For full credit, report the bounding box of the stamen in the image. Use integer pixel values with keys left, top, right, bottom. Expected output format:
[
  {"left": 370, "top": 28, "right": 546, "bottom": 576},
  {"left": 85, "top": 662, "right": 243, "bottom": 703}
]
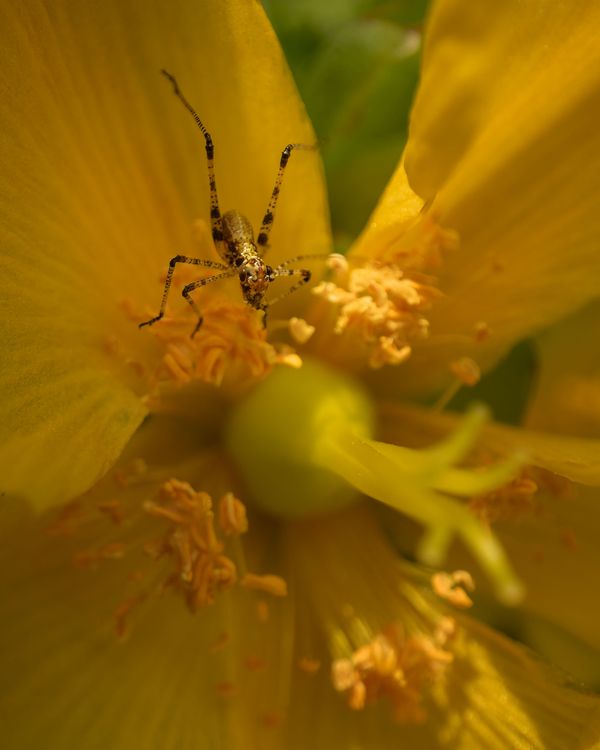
[
  {"left": 218, "top": 492, "right": 248, "bottom": 536},
  {"left": 149, "top": 300, "right": 278, "bottom": 390},
  {"left": 450, "top": 357, "right": 481, "bottom": 387},
  {"left": 142, "top": 479, "right": 239, "bottom": 609},
  {"left": 241, "top": 573, "right": 288, "bottom": 597},
  {"left": 123, "top": 276, "right": 306, "bottom": 398},
  {"left": 433, "top": 357, "right": 481, "bottom": 412},
  {"left": 58, "top": 460, "right": 290, "bottom": 636},
  {"left": 289, "top": 317, "right": 316, "bottom": 344},
  {"left": 315, "top": 213, "right": 459, "bottom": 370},
  {"left": 312, "top": 262, "right": 438, "bottom": 369},
  {"left": 432, "top": 570, "right": 475, "bottom": 608},
  {"left": 331, "top": 625, "right": 454, "bottom": 723}
]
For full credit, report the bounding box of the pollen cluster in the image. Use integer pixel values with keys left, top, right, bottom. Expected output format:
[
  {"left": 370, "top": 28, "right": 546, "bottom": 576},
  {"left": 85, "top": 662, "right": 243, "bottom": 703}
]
[
  {"left": 331, "top": 619, "right": 455, "bottom": 723},
  {"left": 313, "top": 256, "right": 438, "bottom": 369},
  {"left": 147, "top": 298, "right": 280, "bottom": 388},
  {"left": 143, "top": 479, "right": 240, "bottom": 610},
  {"left": 53, "top": 465, "right": 287, "bottom": 639},
  {"left": 139, "top": 479, "right": 287, "bottom": 620}
]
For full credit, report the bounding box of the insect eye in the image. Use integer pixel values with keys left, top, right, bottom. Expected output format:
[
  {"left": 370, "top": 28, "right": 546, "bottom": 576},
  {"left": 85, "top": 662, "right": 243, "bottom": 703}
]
[
  {"left": 235, "top": 257, "right": 244, "bottom": 267},
  {"left": 239, "top": 271, "right": 247, "bottom": 282}
]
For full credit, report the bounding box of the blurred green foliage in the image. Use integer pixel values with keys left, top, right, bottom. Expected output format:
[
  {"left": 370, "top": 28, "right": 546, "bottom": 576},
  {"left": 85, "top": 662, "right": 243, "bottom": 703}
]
[{"left": 263, "top": 0, "right": 430, "bottom": 244}]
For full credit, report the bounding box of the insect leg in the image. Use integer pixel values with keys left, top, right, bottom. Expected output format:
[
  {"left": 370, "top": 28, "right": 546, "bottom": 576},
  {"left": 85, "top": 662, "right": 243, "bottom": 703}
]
[
  {"left": 271, "top": 252, "right": 331, "bottom": 267},
  {"left": 182, "top": 268, "right": 238, "bottom": 338},
  {"left": 161, "top": 69, "right": 224, "bottom": 246},
  {"left": 256, "top": 143, "right": 317, "bottom": 251},
  {"left": 139, "top": 256, "right": 228, "bottom": 329},
  {"left": 259, "top": 266, "right": 313, "bottom": 327}
]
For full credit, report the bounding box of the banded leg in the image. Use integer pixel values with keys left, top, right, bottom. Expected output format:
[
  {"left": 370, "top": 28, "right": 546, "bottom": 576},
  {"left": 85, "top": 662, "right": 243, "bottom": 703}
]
[
  {"left": 161, "top": 69, "right": 224, "bottom": 245},
  {"left": 256, "top": 143, "right": 317, "bottom": 250},
  {"left": 272, "top": 252, "right": 330, "bottom": 266},
  {"left": 260, "top": 266, "right": 313, "bottom": 327},
  {"left": 182, "top": 269, "right": 238, "bottom": 338},
  {"left": 139, "top": 255, "right": 228, "bottom": 329}
]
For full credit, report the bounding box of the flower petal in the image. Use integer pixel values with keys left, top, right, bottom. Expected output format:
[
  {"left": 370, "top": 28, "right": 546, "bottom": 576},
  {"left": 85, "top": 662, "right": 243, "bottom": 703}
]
[
  {"left": 0, "top": 412, "right": 297, "bottom": 748},
  {"left": 0, "top": 0, "right": 330, "bottom": 509},
  {"left": 401, "top": 0, "right": 600, "bottom": 385},
  {"left": 496, "top": 484, "right": 600, "bottom": 653},
  {"left": 351, "top": 158, "right": 424, "bottom": 260},
  {"left": 0, "top": 499, "right": 289, "bottom": 749},
  {"left": 285, "top": 505, "right": 600, "bottom": 748},
  {"left": 444, "top": 616, "right": 600, "bottom": 750},
  {"left": 526, "top": 300, "right": 600, "bottom": 438}
]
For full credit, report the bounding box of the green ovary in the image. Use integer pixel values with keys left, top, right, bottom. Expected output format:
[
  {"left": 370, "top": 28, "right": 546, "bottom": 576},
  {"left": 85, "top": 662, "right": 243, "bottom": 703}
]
[{"left": 225, "top": 357, "right": 526, "bottom": 604}]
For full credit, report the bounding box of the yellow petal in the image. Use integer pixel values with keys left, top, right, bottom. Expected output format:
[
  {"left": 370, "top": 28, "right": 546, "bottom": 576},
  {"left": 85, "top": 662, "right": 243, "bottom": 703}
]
[
  {"left": 443, "top": 616, "right": 600, "bottom": 750},
  {"left": 0, "top": 0, "right": 330, "bottom": 510},
  {"left": 496, "top": 484, "right": 600, "bottom": 653},
  {"left": 350, "top": 158, "right": 424, "bottom": 260},
  {"left": 526, "top": 299, "right": 600, "bottom": 438},
  {"left": 285, "top": 505, "right": 600, "bottom": 749},
  {"left": 400, "top": 0, "right": 600, "bottom": 389},
  {"left": 508, "top": 303, "right": 600, "bottom": 652},
  {"left": 0, "top": 499, "right": 289, "bottom": 749}
]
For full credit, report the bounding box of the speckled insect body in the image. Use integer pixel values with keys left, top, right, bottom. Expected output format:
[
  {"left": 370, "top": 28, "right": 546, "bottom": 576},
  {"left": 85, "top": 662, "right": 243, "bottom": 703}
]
[
  {"left": 139, "top": 70, "right": 315, "bottom": 339},
  {"left": 221, "top": 210, "right": 275, "bottom": 310}
]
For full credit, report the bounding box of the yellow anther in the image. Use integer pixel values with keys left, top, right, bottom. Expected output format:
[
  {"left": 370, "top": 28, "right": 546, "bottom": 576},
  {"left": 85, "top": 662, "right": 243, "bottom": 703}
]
[
  {"left": 241, "top": 573, "right": 288, "bottom": 597},
  {"left": 218, "top": 492, "right": 248, "bottom": 536},
  {"left": 432, "top": 570, "right": 476, "bottom": 608},
  {"left": 142, "top": 479, "right": 240, "bottom": 609},
  {"left": 331, "top": 626, "right": 454, "bottom": 723},
  {"left": 276, "top": 349, "right": 303, "bottom": 368},
  {"left": 326, "top": 252, "right": 349, "bottom": 275},
  {"left": 450, "top": 357, "right": 481, "bottom": 386},
  {"left": 289, "top": 317, "right": 315, "bottom": 344},
  {"left": 312, "top": 261, "right": 437, "bottom": 369}
]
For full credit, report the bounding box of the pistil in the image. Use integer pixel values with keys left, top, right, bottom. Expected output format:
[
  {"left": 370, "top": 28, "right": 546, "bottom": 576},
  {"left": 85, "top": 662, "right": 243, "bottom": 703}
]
[{"left": 226, "top": 358, "right": 526, "bottom": 604}]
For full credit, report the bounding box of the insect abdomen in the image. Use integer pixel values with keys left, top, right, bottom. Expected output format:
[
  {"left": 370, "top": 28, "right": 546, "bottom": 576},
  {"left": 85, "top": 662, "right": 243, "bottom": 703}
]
[{"left": 221, "top": 210, "right": 253, "bottom": 244}]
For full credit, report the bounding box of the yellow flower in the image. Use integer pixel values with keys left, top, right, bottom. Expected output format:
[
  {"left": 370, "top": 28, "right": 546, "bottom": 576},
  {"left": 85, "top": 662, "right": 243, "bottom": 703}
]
[{"left": 1, "top": 1, "right": 600, "bottom": 748}]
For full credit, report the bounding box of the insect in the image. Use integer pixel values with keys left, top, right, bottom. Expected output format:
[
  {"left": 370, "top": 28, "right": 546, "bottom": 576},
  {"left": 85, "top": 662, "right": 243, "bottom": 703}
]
[{"left": 139, "top": 69, "right": 320, "bottom": 339}]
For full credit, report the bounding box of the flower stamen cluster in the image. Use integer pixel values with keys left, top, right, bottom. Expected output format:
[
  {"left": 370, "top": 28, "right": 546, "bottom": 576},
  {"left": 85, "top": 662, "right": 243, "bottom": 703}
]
[
  {"left": 331, "top": 620, "right": 455, "bottom": 723},
  {"left": 143, "top": 479, "right": 286, "bottom": 611},
  {"left": 313, "top": 257, "right": 438, "bottom": 369}
]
